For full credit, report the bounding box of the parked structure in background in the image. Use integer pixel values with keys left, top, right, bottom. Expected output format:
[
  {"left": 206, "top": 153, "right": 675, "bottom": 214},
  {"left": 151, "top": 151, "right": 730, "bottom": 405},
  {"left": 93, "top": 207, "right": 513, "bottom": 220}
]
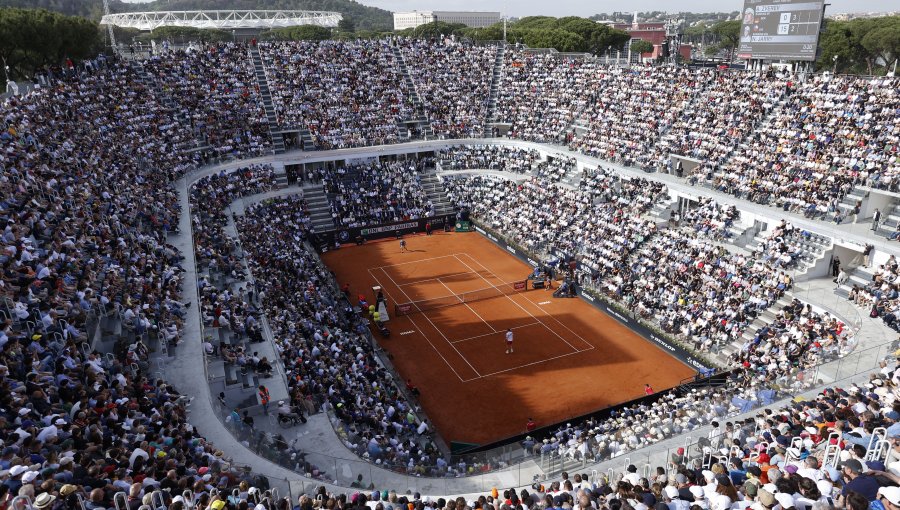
[{"left": 393, "top": 11, "right": 502, "bottom": 30}]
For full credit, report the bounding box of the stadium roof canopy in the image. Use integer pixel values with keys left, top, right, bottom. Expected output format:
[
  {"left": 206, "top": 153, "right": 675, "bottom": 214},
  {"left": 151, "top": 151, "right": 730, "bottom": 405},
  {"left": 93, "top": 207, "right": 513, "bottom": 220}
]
[{"left": 100, "top": 10, "right": 343, "bottom": 31}]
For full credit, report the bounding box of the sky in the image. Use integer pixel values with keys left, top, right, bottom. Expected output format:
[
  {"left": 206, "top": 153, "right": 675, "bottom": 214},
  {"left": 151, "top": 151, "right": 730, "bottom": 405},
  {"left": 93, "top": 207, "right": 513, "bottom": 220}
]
[
  {"left": 117, "top": 0, "right": 895, "bottom": 14},
  {"left": 355, "top": 0, "right": 893, "bottom": 15}
]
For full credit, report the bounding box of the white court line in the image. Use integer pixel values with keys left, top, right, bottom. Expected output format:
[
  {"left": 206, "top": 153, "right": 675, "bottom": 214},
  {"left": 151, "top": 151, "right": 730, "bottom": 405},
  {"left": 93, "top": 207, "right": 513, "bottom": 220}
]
[
  {"left": 372, "top": 254, "right": 460, "bottom": 270},
  {"left": 461, "top": 252, "right": 596, "bottom": 352},
  {"left": 398, "top": 271, "right": 475, "bottom": 287},
  {"left": 462, "top": 349, "right": 590, "bottom": 381},
  {"left": 453, "top": 254, "right": 582, "bottom": 354},
  {"left": 450, "top": 322, "right": 541, "bottom": 345},
  {"left": 366, "top": 268, "right": 466, "bottom": 383},
  {"left": 435, "top": 277, "right": 497, "bottom": 333},
  {"left": 378, "top": 266, "right": 482, "bottom": 378}
]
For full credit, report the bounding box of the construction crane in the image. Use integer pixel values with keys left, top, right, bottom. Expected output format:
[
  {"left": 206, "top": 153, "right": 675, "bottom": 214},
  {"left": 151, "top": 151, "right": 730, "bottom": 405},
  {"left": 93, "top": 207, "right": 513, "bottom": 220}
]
[{"left": 102, "top": 0, "right": 117, "bottom": 51}]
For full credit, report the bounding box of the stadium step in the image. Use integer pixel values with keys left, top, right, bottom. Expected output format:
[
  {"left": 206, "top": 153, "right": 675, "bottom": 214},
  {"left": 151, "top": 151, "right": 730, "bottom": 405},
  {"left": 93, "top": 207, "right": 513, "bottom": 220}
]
[
  {"left": 392, "top": 46, "right": 430, "bottom": 139},
  {"left": 247, "top": 45, "right": 284, "bottom": 155},
  {"left": 485, "top": 44, "right": 506, "bottom": 125}
]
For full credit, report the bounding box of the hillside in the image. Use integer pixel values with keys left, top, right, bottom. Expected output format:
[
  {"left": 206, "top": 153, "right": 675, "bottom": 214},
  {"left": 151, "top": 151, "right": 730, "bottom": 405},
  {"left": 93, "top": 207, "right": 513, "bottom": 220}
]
[{"left": 0, "top": 0, "right": 394, "bottom": 31}]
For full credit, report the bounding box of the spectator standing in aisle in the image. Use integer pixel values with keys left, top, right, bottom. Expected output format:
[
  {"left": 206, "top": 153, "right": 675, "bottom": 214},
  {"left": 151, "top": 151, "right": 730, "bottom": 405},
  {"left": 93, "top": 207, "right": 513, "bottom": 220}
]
[
  {"left": 258, "top": 385, "right": 271, "bottom": 414},
  {"left": 873, "top": 208, "right": 882, "bottom": 231}
]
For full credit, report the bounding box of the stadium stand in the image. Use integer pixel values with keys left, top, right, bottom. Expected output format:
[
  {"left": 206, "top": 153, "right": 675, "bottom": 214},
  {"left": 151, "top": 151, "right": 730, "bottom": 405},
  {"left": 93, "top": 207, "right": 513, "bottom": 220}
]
[
  {"left": 259, "top": 40, "right": 415, "bottom": 149},
  {"left": 5, "top": 35, "right": 900, "bottom": 509},
  {"left": 319, "top": 160, "right": 435, "bottom": 228}
]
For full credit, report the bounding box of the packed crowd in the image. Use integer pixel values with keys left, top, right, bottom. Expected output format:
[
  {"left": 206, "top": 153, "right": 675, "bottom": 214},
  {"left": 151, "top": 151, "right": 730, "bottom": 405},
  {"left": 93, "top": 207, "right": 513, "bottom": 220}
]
[
  {"left": 445, "top": 175, "right": 658, "bottom": 277},
  {"left": 703, "top": 75, "right": 900, "bottom": 211},
  {"left": 497, "top": 51, "right": 592, "bottom": 144},
  {"left": 235, "top": 197, "right": 445, "bottom": 475},
  {"left": 603, "top": 228, "right": 793, "bottom": 351},
  {"left": 571, "top": 66, "right": 710, "bottom": 166},
  {"left": 438, "top": 145, "right": 541, "bottom": 173},
  {"left": 647, "top": 71, "right": 788, "bottom": 174},
  {"left": 398, "top": 38, "right": 497, "bottom": 139},
  {"left": 190, "top": 165, "right": 278, "bottom": 376},
  {"left": 142, "top": 43, "right": 272, "bottom": 159},
  {"left": 535, "top": 156, "right": 578, "bottom": 183},
  {"left": 0, "top": 55, "right": 267, "bottom": 510},
  {"left": 527, "top": 362, "right": 900, "bottom": 510},
  {"left": 319, "top": 159, "right": 434, "bottom": 229},
  {"left": 4, "top": 38, "right": 892, "bottom": 500},
  {"left": 578, "top": 168, "right": 668, "bottom": 215},
  {"left": 679, "top": 198, "right": 740, "bottom": 240},
  {"left": 260, "top": 40, "right": 414, "bottom": 150}
]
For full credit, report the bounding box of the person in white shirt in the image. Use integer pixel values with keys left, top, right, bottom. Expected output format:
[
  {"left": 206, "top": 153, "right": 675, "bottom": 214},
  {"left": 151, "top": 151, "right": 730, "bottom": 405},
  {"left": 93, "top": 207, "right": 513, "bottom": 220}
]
[{"left": 624, "top": 464, "right": 641, "bottom": 485}]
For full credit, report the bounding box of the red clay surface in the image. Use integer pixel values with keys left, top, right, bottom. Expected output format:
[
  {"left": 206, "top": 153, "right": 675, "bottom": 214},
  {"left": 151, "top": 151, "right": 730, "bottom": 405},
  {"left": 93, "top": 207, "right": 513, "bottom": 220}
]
[{"left": 321, "top": 232, "right": 695, "bottom": 445}]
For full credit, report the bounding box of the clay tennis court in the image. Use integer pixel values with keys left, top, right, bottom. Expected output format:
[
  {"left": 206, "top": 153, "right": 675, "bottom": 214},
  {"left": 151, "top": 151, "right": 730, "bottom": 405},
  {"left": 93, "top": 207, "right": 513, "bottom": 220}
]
[{"left": 321, "top": 231, "right": 695, "bottom": 445}]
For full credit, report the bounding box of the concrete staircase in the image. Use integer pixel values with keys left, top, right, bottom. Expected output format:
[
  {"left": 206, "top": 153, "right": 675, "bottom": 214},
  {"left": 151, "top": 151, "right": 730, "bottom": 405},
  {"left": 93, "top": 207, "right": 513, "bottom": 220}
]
[
  {"left": 484, "top": 44, "right": 507, "bottom": 135},
  {"left": 248, "top": 45, "right": 285, "bottom": 155},
  {"left": 421, "top": 173, "right": 455, "bottom": 217},
  {"left": 299, "top": 128, "right": 316, "bottom": 151},
  {"left": 303, "top": 186, "right": 335, "bottom": 232},
  {"left": 875, "top": 200, "right": 900, "bottom": 238},
  {"left": 719, "top": 293, "right": 795, "bottom": 361},
  {"left": 838, "top": 186, "right": 867, "bottom": 218},
  {"left": 746, "top": 229, "right": 832, "bottom": 280},
  {"left": 392, "top": 46, "right": 432, "bottom": 140},
  {"left": 835, "top": 265, "right": 875, "bottom": 299},
  {"left": 647, "top": 196, "right": 677, "bottom": 224}
]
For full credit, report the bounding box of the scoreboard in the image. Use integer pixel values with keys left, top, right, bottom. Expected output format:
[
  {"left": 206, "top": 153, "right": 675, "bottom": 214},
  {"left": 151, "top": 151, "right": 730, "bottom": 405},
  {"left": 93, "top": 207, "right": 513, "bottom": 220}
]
[{"left": 736, "top": 0, "right": 825, "bottom": 61}]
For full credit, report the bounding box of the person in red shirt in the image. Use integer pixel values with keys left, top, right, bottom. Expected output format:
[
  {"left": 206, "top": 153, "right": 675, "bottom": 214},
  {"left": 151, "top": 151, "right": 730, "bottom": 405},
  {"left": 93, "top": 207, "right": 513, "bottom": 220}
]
[
  {"left": 644, "top": 384, "right": 654, "bottom": 395},
  {"left": 526, "top": 418, "right": 537, "bottom": 432}
]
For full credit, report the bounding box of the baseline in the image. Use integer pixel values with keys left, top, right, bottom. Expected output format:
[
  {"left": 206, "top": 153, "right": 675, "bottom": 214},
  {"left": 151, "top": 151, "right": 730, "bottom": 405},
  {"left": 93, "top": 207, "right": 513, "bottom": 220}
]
[
  {"left": 366, "top": 267, "right": 468, "bottom": 382},
  {"left": 377, "top": 266, "right": 483, "bottom": 379},
  {"left": 453, "top": 253, "right": 586, "bottom": 354},
  {"left": 460, "top": 252, "right": 595, "bottom": 352}
]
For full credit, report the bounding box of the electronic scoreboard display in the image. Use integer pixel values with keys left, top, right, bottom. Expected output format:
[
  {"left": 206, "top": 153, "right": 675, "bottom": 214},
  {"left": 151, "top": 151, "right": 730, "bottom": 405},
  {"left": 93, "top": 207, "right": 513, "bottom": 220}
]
[{"left": 736, "top": 0, "right": 825, "bottom": 61}]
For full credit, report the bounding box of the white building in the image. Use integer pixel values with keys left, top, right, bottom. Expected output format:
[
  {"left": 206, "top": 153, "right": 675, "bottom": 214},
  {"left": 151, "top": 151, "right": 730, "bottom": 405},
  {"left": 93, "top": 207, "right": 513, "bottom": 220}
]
[{"left": 393, "top": 11, "right": 502, "bottom": 30}]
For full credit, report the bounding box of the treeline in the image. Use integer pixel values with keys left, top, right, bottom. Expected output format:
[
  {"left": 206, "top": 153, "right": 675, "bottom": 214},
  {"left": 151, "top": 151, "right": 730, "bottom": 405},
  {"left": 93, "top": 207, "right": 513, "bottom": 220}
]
[
  {"left": 0, "top": 7, "right": 100, "bottom": 84},
  {"left": 398, "top": 16, "right": 632, "bottom": 54},
  {"left": 818, "top": 16, "right": 899, "bottom": 75}
]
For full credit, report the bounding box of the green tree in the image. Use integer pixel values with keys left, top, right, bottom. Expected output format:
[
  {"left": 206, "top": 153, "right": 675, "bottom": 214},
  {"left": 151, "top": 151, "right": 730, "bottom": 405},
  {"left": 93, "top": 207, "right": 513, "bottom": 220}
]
[
  {"left": 263, "top": 25, "right": 331, "bottom": 41},
  {"left": 0, "top": 7, "right": 101, "bottom": 84},
  {"left": 509, "top": 28, "right": 582, "bottom": 52},
  {"left": 817, "top": 16, "right": 900, "bottom": 75},
  {"left": 398, "top": 21, "right": 466, "bottom": 38},
  {"left": 134, "top": 26, "right": 231, "bottom": 44},
  {"left": 710, "top": 19, "right": 740, "bottom": 60},
  {"left": 861, "top": 18, "right": 900, "bottom": 73},
  {"left": 630, "top": 39, "right": 654, "bottom": 55},
  {"left": 337, "top": 16, "right": 355, "bottom": 32}
]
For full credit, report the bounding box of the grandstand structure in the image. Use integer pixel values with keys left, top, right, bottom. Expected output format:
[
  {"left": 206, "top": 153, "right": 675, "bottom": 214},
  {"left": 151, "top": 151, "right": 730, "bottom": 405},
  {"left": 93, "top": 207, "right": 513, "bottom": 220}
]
[
  {"left": 100, "top": 10, "right": 342, "bottom": 31},
  {"left": 3, "top": 36, "right": 900, "bottom": 509}
]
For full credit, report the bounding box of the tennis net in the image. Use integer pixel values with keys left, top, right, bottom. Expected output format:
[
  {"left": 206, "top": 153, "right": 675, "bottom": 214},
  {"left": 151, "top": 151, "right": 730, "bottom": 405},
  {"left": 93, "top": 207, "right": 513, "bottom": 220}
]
[{"left": 394, "top": 280, "right": 529, "bottom": 316}]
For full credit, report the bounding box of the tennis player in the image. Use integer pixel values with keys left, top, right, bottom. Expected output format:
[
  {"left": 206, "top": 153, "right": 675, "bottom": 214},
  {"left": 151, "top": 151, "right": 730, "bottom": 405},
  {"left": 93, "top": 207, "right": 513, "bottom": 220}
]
[
  {"left": 400, "top": 238, "right": 408, "bottom": 252},
  {"left": 505, "top": 328, "right": 514, "bottom": 354}
]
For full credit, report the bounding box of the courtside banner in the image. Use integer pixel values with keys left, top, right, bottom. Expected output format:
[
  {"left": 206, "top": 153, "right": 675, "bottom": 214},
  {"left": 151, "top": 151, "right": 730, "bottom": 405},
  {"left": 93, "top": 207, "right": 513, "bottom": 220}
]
[
  {"left": 582, "top": 290, "right": 711, "bottom": 373},
  {"left": 313, "top": 214, "right": 455, "bottom": 252}
]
